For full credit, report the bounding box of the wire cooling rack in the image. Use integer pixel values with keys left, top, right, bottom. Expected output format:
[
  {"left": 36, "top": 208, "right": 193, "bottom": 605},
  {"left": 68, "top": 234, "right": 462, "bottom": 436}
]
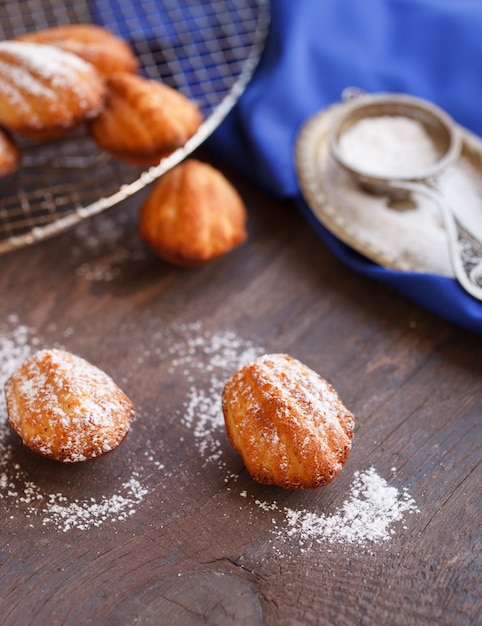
[{"left": 0, "top": 0, "right": 270, "bottom": 253}]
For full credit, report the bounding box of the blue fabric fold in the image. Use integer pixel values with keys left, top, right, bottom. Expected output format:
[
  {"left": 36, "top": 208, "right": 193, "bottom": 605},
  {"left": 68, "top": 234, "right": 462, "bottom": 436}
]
[
  {"left": 93, "top": 0, "right": 482, "bottom": 335},
  {"left": 206, "top": 0, "right": 482, "bottom": 336},
  {"left": 297, "top": 196, "right": 482, "bottom": 335}
]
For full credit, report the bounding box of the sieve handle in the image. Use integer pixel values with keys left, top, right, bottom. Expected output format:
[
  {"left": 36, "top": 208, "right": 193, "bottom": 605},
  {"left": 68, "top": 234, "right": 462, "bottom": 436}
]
[{"left": 385, "top": 180, "right": 482, "bottom": 301}]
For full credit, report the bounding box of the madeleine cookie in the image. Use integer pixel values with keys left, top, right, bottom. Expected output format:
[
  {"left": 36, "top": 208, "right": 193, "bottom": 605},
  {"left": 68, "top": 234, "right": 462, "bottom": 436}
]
[
  {"left": 5, "top": 348, "right": 135, "bottom": 463},
  {"left": 0, "top": 41, "right": 106, "bottom": 139},
  {"left": 222, "top": 354, "right": 355, "bottom": 489},
  {"left": 0, "top": 128, "right": 20, "bottom": 177},
  {"left": 16, "top": 24, "right": 139, "bottom": 76},
  {"left": 139, "top": 159, "right": 248, "bottom": 266},
  {"left": 88, "top": 72, "right": 203, "bottom": 165}
]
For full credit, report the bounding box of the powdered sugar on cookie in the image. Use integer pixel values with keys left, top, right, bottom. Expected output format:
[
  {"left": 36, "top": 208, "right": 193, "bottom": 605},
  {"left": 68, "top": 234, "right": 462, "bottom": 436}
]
[
  {"left": 0, "top": 319, "right": 148, "bottom": 531},
  {"left": 0, "top": 41, "right": 99, "bottom": 102},
  {"left": 5, "top": 348, "right": 135, "bottom": 463},
  {"left": 222, "top": 354, "right": 354, "bottom": 489}
]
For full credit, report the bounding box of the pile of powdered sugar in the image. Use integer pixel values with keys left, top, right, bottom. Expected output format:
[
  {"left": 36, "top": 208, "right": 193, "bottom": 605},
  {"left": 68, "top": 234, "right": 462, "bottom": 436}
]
[
  {"left": 339, "top": 115, "right": 440, "bottom": 178},
  {"left": 236, "top": 466, "right": 418, "bottom": 551},
  {"left": 282, "top": 466, "right": 418, "bottom": 547}
]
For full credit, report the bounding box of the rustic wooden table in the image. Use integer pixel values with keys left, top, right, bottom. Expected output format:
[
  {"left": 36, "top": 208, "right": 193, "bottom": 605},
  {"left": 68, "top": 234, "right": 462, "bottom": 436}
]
[{"left": 0, "top": 151, "right": 480, "bottom": 625}]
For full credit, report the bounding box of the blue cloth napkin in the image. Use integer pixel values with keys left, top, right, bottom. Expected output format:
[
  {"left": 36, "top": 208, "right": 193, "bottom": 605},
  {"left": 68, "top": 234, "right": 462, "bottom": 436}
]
[
  {"left": 93, "top": 0, "right": 482, "bottom": 335},
  {"left": 207, "top": 0, "right": 482, "bottom": 336}
]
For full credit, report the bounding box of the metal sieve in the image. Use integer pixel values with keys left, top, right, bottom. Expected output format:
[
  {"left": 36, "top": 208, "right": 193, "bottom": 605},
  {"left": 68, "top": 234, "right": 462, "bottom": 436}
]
[{"left": 328, "top": 91, "right": 482, "bottom": 301}]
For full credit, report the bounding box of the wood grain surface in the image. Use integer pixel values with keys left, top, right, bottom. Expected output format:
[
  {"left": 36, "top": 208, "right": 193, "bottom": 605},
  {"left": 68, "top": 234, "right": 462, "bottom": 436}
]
[{"left": 0, "top": 150, "right": 480, "bottom": 626}]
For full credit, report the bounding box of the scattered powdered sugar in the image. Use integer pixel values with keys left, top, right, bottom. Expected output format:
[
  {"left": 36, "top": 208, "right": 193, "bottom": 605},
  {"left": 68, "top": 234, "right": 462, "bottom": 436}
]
[
  {"left": 0, "top": 317, "right": 35, "bottom": 379},
  {"left": 0, "top": 317, "right": 418, "bottom": 545},
  {"left": 72, "top": 210, "right": 146, "bottom": 282},
  {"left": 173, "top": 325, "right": 264, "bottom": 463},
  {"left": 40, "top": 476, "right": 148, "bottom": 532},
  {"left": 172, "top": 326, "right": 418, "bottom": 549},
  {"left": 0, "top": 317, "right": 149, "bottom": 532},
  {"left": 6, "top": 471, "right": 147, "bottom": 533}
]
